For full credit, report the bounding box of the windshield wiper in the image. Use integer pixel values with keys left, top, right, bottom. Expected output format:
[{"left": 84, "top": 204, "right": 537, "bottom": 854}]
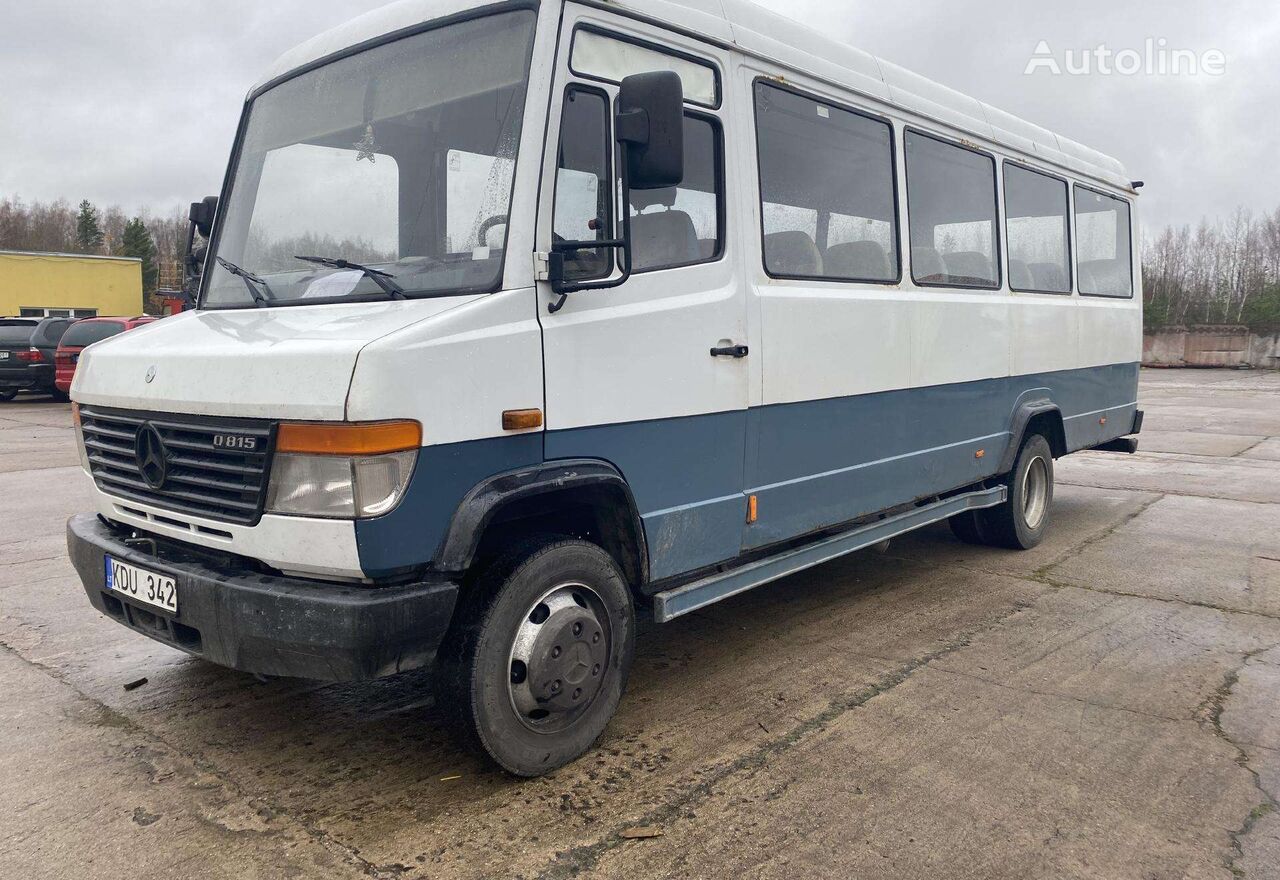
[
  {"left": 216, "top": 257, "right": 276, "bottom": 307},
  {"left": 294, "top": 255, "right": 406, "bottom": 300}
]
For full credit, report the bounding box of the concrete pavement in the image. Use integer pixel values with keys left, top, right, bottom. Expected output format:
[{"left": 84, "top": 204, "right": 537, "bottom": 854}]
[{"left": 1, "top": 369, "right": 1278, "bottom": 879}]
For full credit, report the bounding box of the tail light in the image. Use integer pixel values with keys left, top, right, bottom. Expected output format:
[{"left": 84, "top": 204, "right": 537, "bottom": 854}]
[{"left": 16, "top": 348, "right": 44, "bottom": 363}]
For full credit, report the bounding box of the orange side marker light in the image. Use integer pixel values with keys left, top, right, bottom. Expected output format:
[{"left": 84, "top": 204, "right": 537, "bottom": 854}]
[
  {"left": 747, "top": 494, "right": 758, "bottom": 524},
  {"left": 502, "top": 409, "right": 544, "bottom": 431}
]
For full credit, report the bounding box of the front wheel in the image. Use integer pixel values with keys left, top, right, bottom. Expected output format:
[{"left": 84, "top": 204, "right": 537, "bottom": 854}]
[{"left": 439, "top": 539, "right": 635, "bottom": 777}]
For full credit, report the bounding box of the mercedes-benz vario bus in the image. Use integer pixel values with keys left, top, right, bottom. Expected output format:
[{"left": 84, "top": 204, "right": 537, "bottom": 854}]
[{"left": 66, "top": 0, "right": 1143, "bottom": 776}]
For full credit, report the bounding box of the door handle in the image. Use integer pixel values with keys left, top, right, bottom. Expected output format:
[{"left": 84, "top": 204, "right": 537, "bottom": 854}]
[{"left": 710, "top": 344, "right": 749, "bottom": 358}]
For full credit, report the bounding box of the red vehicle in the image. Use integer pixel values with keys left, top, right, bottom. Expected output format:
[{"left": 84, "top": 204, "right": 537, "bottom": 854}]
[{"left": 55, "top": 316, "right": 158, "bottom": 395}]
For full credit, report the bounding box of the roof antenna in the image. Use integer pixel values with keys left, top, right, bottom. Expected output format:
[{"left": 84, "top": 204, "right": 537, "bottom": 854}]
[{"left": 1130, "top": 180, "right": 1145, "bottom": 190}]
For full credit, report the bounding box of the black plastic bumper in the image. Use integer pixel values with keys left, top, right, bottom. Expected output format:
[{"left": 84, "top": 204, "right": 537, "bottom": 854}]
[
  {"left": 66, "top": 513, "right": 459, "bottom": 681},
  {"left": 0, "top": 364, "right": 54, "bottom": 391}
]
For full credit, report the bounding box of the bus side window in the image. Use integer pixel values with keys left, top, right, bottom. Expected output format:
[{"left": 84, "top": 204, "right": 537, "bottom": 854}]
[
  {"left": 553, "top": 86, "right": 614, "bottom": 282},
  {"left": 1074, "top": 186, "right": 1133, "bottom": 298},
  {"left": 905, "top": 130, "right": 1000, "bottom": 289}
]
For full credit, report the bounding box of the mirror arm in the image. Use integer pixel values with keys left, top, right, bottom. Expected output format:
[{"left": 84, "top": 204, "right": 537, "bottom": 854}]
[{"left": 547, "top": 148, "right": 635, "bottom": 312}]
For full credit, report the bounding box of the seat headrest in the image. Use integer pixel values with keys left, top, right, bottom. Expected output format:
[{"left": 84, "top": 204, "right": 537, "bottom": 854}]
[
  {"left": 630, "top": 186, "right": 678, "bottom": 212},
  {"left": 764, "top": 231, "right": 823, "bottom": 276}
]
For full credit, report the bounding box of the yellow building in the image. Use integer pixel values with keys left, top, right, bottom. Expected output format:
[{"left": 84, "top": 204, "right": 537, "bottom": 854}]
[{"left": 0, "top": 250, "right": 144, "bottom": 318}]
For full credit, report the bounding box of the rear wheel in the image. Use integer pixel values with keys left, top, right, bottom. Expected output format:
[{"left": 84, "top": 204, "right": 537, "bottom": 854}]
[
  {"left": 438, "top": 538, "right": 635, "bottom": 777},
  {"left": 0, "top": 390, "right": 17, "bottom": 402},
  {"left": 949, "top": 433, "right": 1054, "bottom": 550},
  {"left": 983, "top": 433, "right": 1054, "bottom": 550}
]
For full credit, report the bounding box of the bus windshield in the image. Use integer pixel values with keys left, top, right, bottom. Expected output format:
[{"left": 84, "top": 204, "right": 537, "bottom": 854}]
[{"left": 203, "top": 10, "right": 537, "bottom": 309}]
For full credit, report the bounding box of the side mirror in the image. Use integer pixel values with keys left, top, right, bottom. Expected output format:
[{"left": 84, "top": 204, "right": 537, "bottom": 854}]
[
  {"left": 189, "top": 196, "right": 219, "bottom": 239},
  {"left": 616, "top": 71, "right": 684, "bottom": 189},
  {"left": 546, "top": 71, "right": 685, "bottom": 311}
]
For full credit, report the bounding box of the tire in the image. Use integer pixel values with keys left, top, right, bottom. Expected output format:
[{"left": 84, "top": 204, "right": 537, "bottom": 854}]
[
  {"left": 0, "top": 390, "right": 17, "bottom": 402},
  {"left": 49, "top": 390, "right": 70, "bottom": 403},
  {"left": 437, "top": 538, "right": 635, "bottom": 777},
  {"left": 982, "top": 433, "right": 1055, "bottom": 550}
]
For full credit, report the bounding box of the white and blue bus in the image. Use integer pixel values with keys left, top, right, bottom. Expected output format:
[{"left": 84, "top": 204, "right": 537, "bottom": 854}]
[{"left": 66, "top": 0, "right": 1142, "bottom": 775}]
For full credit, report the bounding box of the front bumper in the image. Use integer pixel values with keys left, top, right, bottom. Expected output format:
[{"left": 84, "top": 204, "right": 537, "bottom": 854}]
[{"left": 67, "top": 513, "right": 459, "bottom": 681}]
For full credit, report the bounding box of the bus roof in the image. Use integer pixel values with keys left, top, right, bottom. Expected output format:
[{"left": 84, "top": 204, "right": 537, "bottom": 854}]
[{"left": 254, "top": 0, "right": 1133, "bottom": 192}]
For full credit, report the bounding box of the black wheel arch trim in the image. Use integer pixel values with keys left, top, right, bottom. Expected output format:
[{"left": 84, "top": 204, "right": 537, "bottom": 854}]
[
  {"left": 999, "top": 394, "right": 1064, "bottom": 474},
  {"left": 434, "top": 458, "right": 650, "bottom": 583}
]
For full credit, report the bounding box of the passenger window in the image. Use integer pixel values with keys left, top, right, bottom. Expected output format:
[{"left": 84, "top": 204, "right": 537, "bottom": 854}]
[
  {"left": 754, "top": 83, "right": 898, "bottom": 282},
  {"left": 553, "top": 87, "right": 614, "bottom": 282},
  {"left": 1004, "top": 164, "right": 1071, "bottom": 293},
  {"left": 628, "top": 114, "right": 723, "bottom": 272},
  {"left": 1074, "top": 186, "right": 1133, "bottom": 297},
  {"left": 905, "top": 130, "right": 1000, "bottom": 289}
]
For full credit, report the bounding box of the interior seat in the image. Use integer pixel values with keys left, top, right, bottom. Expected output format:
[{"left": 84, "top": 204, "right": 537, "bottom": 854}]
[
  {"left": 911, "top": 246, "right": 947, "bottom": 283},
  {"left": 630, "top": 188, "right": 700, "bottom": 271},
  {"left": 764, "top": 231, "right": 823, "bottom": 276},
  {"left": 825, "top": 241, "right": 892, "bottom": 281},
  {"left": 1008, "top": 258, "right": 1035, "bottom": 290},
  {"left": 1028, "top": 262, "right": 1069, "bottom": 292},
  {"left": 943, "top": 251, "right": 994, "bottom": 284}
]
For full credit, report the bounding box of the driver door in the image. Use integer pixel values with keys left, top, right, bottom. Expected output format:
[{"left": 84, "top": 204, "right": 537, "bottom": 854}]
[{"left": 536, "top": 6, "right": 751, "bottom": 582}]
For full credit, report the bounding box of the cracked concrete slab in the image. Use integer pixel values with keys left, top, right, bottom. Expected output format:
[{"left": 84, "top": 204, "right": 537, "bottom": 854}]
[
  {"left": 1138, "top": 430, "right": 1266, "bottom": 457},
  {"left": 1046, "top": 494, "right": 1280, "bottom": 618},
  {"left": 2, "top": 369, "right": 1278, "bottom": 879},
  {"left": 0, "top": 647, "right": 371, "bottom": 880}
]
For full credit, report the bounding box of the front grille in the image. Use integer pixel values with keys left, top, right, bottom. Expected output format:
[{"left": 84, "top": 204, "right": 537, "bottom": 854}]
[{"left": 81, "top": 406, "right": 274, "bottom": 526}]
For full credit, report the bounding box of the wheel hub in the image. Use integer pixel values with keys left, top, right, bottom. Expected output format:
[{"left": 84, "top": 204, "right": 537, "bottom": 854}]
[{"left": 508, "top": 584, "right": 610, "bottom": 730}]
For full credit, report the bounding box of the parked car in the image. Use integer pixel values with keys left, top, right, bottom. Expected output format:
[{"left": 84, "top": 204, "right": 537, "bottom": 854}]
[
  {"left": 55, "top": 316, "right": 157, "bottom": 395},
  {"left": 0, "top": 316, "right": 76, "bottom": 401}
]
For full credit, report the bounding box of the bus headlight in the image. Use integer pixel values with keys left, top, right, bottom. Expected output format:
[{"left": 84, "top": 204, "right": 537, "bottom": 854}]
[{"left": 265, "top": 421, "right": 420, "bottom": 519}]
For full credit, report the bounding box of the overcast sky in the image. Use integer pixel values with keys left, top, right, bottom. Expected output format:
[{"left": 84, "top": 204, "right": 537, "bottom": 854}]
[{"left": 1, "top": 0, "right": 1276, "bottom": 233}]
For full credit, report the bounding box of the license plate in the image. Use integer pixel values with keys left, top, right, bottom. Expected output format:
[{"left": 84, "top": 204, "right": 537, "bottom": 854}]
[{"left": 105, "top": 556, "right": 178, "bottom": 614}]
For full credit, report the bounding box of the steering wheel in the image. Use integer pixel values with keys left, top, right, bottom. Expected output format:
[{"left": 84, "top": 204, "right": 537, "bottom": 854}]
[{"left": 476, "top": 215, "right": 508, "bottom": 247}]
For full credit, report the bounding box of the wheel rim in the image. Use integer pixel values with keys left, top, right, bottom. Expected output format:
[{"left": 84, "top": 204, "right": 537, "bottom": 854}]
[
  {"left": 506, "top": 582, "right": 611, "bottom": 734},
  {"left": 1021, "top": 455, "right": 1049, "bottom": 530}
]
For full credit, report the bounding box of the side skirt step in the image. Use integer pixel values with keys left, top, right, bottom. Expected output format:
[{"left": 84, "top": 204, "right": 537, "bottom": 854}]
[{"left": 652, "top": 485, "right": 1008, "bottom": 623}]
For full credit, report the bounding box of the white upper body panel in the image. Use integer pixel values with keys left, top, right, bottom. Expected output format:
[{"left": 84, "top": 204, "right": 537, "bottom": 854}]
[{"left": 252, "top": 0, "right": 1132, "bottom": 192}]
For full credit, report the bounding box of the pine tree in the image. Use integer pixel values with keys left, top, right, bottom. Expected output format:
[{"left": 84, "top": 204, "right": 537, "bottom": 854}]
[
  {"left": 75, "top": 199, "right": 104, "bottom": 253},
  {"left": 121, "top": 217, "right": 158, "bottom": 295}
]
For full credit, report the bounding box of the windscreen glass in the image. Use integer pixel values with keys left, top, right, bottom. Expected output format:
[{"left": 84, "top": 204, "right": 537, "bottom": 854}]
[
  {"left": 204, "top": 11, "right": 537, "bottom": 308},
  {"left": 61, "top": 321, "right": 125, "bottom": 347}
]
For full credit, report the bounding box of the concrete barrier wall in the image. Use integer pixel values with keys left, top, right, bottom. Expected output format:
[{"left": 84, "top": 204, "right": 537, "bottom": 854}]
[{"left": 1144, "top": 326, "right": 1280, "bottom": 368}]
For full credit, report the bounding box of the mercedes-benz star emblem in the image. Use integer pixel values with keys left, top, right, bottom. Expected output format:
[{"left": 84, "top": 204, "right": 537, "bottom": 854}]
[
  {"left": 135, "top": 423, "right": 168, "bottom": 489},
  {"left": 145, "top": 365, "right": 156, "bottom": 384}
]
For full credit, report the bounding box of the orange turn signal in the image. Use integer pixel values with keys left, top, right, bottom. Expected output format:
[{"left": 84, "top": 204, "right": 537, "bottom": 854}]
[
  {"left": 276, "top": 420, "right": 421, "bottom": 456},
  {"left": 747, "top": 494, "right": 759, "bottom": 524},
  {"left": 502, "top": 409, "right": 544, "bottom": 431}
]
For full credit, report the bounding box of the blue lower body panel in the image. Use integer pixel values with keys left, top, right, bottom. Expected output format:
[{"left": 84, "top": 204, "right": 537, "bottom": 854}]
[{"left": 359, "top": 362, "right": 1139, "bottom": 582}]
